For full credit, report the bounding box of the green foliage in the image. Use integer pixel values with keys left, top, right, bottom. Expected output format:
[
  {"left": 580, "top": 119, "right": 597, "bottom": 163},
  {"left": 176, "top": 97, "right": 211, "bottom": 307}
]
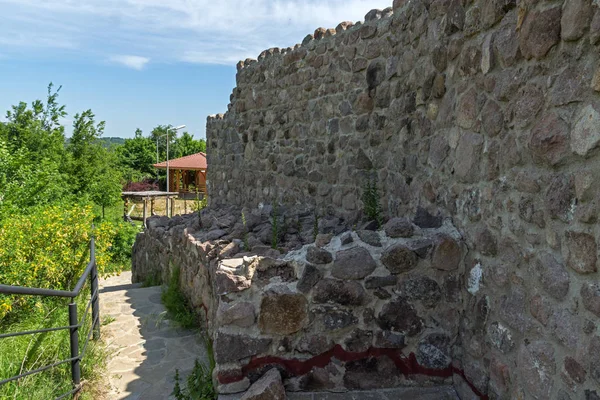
[
  {"left": 362, "top": 171, "right": 383, "bottom": 227},
  {"left": 172, "top": 358, "right": 216, "bottom": 400},
  {"left": 161, "top": 266, "right": 198, "bottom": 329},
  {"left": 0, "top": 204, "right": 120, "bottom": 320},
  {"left": 142, "top": 271, "right": 162, "bottom": 288},
  {"left": 67, "top": 109, "right": 109, "bottom": 195},
  {"left": 116, "top": 128, "right": 158, "bottom": 181},
  {"left": 106, "top": 221, "right": 140, "bottom": 264},
  {"left": 241, "top": 210, "right": 250, "bottom": 251}
]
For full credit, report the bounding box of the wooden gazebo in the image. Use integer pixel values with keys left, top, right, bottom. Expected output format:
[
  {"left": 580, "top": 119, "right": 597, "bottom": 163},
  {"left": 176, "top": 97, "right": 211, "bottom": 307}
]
[{"left": 153, "top": 152, "right": 207, "bottom": 195}]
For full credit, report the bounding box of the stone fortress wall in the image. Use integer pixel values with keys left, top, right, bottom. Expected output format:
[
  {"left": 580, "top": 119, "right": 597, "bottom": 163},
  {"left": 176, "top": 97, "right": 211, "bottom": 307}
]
[{"left": 135, "top": 0, "right": 600, "bottom": 398}]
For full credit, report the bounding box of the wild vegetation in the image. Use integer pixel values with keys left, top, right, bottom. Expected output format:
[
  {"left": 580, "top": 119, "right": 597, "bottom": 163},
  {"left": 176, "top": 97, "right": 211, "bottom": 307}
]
[{"left": 0, "top": 83, "right": 206, "bottom": 398}]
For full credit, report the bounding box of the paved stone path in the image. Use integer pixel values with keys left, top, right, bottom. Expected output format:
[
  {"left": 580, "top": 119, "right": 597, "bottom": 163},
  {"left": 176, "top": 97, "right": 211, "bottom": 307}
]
[{"left": 99, "top": 271, "right": 208, "bottom": 400}]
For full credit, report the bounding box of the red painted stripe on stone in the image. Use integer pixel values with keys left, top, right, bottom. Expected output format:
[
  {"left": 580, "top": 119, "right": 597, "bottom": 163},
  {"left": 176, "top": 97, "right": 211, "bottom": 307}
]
[{"left": 217, "top": 345, "right": 489, "bottom": 399}]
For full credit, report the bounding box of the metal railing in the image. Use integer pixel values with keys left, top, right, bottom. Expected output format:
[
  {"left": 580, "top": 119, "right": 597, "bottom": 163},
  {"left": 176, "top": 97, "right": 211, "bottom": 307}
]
[{"left": 0, "top": 237, "right": 100, "bottom": 399}]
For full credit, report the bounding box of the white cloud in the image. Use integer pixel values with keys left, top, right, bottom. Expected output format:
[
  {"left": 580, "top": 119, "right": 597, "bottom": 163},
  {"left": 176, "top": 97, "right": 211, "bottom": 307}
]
[
  {"left": 0, "top": 0, "right": 391, "bottom": 65},
  {"left": 109, "top": 54, "right": 150, "bottom": 70}
]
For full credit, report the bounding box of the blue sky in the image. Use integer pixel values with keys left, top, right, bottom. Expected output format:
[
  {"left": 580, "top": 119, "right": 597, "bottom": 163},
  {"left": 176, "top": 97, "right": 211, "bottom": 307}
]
[{"left": 0, "top": 0, "right": 389, "bottom": 139}]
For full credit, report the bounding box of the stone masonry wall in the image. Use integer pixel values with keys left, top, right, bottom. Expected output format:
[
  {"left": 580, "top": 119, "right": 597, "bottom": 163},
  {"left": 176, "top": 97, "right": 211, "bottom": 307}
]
[
  {"left": 132, "top": 209, "right": 470, "bottom": 396},
  {"left": 204, "top": 0, "right": 600, "bottom": 399}
]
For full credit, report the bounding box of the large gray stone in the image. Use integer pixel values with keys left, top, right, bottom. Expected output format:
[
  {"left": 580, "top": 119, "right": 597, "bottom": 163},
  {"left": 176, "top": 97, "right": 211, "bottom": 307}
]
[
  {"left": 259, "top": 292, "right": 308, "bottom": 335},
  {"left": 518, "top": 341, "right": 557, "bottom": 399},
  {"left": 432, "top": 235, "right": 461, "bottom": 271},
  {"left": 240, "top": 368, "right": 286, "bottom": 400},
  {"left": 377, "top": 298, "right": 423, "bottom": 336},
  {"left": 217, "top": 301, "right": 256, "bottom": 327},
  {"left": 398, "top": 276, "right": 442, "bottom": 308},
  {"left": 529, "top": 112, "right": 570, "bottom": 166},
  {"left": 297, "top": 264, "right": 323, "bottom": 293},
  {"left": 565, "top": 231, "right": 597, "bottom": 274},
  {"left": 214, "top": 332, "right": 272, "bottom": 363},
  {"left": 381, "top": 243, "right": 418, "bottom": 274},
  {"left": 519, "top": 7, "right": 562, "bottom": 59},
  {"left": 454, "top": 132, "right": 484, "bottom": 183},
  {"left": 550, "top": 309, "right": 581, "bottom": 349},
  {"left": 571, "top": 105, "right": 600, "bottom": 157},
  {"left": 313, "top": 278, "right": 367, "bottom": 306},
  {"left": 306, "top": 246, "right": 333, "bottom": 264},
  {"left": 331, "top": 247, "right": 377, "bottom": 280},
  {"left": 535, "top": 253, "right": 570, "bottom": 301},
  {"left": 487, "top": 322, "right": 515, "bottom": 354},
  {"left": 545, "top": 175, "right": 575, "bottom": 222},
  {"left": 356, "top": 230, "right": 382, "bottom": 247},
  {"left": 581, "top": 283, "right": 600, "bottom": 317},
  {"left": 561, "top": 0, "right": 592, "bottom": 41}
]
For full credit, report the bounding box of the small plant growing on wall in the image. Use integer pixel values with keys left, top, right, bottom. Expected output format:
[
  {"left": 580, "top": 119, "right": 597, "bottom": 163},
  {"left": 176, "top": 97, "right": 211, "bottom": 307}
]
[
  {"left": 195, "top": 189, "right": 207, "bottom": 227},
  {"left": 362, "top": 170, "right": 383, "bottom": 227},
  {"left": 241, "top": 210, "right": 250, "bottom": 251}
]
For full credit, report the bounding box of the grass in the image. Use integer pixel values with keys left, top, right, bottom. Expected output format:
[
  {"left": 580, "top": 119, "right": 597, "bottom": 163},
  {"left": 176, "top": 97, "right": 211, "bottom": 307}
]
[
  {"left": 172, "top": 354, "right": 216, "bottom": 400},
  {"left": 0, "top": 294, "right": 109, "bottom": 400},
  {"left": 142, "top": 270, "right": 162, "bottom": 288},
  {"left": 161, "top": 266, "right": 198, "bottom": 329}
]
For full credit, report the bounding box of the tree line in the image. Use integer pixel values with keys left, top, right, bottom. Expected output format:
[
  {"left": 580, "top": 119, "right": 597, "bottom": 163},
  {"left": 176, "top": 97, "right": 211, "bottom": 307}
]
[{"left": 0, "top": 83, "right": 206, "bottom": 220}]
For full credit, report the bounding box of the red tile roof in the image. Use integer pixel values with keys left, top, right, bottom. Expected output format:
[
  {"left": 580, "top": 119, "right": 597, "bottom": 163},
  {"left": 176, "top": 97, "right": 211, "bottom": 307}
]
[{"left": 153, "top": 152, "right": 207, "bottom": 170}]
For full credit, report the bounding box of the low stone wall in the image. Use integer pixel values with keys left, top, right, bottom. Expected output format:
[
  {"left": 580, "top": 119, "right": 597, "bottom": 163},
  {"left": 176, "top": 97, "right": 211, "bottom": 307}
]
[{"left": 132, "top": 208, "right": 472, "bottom": 395}]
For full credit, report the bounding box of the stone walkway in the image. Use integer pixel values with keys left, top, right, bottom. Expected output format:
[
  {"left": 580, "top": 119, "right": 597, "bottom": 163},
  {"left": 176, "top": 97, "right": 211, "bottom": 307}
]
[{"left": 99, "top": 271, "right": 208, "bottom": 400}]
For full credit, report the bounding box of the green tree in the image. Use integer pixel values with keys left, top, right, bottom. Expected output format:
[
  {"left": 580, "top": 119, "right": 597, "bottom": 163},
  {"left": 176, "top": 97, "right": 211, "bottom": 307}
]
[
  {"left": 3, "top": 83, "right": 67, "bottom": 165},
  {"left": 173, "top": 131, "right": 206, "bottom": 158},
  {"left": 116, "top": 128, "right": 157, "bottom": 180},
  {"left": 67, "top": 109, "right": 107, "bottom": 195},
  {"left": 90, "top": 168, "right": 122, "bottom": 219}
]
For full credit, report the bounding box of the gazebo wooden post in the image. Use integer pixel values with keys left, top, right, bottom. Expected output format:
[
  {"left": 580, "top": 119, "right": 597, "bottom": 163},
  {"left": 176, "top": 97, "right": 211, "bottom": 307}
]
[{"left": 151, "top": 198, "right": 155, "bottom": 215}]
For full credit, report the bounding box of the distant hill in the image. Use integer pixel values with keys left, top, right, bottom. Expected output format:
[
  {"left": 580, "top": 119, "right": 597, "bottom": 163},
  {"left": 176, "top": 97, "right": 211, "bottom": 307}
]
[
  {"left": 98, "top": 137, "right": 126, "bottom": 148},
  {"left": 64, "top": 137, "right": 125, "bottom": 148}
]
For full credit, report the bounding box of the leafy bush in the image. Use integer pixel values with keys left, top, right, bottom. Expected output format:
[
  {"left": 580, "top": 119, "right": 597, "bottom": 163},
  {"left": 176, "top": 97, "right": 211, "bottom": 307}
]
[
  {"left": 0, "top": 204, "right": 116, "bottom": 320},
  {"left": 105, "top": 221, "right": 140, "bottom": 263},
  {"left": 123, "top": 179, "right": 158, "bottom": 192}
]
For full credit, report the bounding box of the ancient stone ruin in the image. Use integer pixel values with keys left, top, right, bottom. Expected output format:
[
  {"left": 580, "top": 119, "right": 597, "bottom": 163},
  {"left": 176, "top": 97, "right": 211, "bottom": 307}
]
[{"left": 133, "top": 0, "right": 600, "bottom": 398}]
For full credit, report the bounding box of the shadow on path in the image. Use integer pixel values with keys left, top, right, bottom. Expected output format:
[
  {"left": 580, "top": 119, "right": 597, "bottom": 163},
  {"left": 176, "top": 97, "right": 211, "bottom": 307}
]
[{"left": 100, "top": 271, "right": 208, "bottom": 400}]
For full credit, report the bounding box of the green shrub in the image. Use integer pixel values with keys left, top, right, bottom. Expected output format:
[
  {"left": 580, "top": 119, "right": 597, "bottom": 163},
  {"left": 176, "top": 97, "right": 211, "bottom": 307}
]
[
  {"left": 172, "top": 357, "right": 216, "bottom": 400},
  {"left": 362, "top": 171, "right": 383, "bottom": 227},
  {"left": 107, "top": 221, "right": 140, "bottom": 263},
  {"left": 0, "top": 204, "right": 118, "bottom": 321},
  {"left": 161, "top": 266, "right": 197, "bottom": 329}
]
